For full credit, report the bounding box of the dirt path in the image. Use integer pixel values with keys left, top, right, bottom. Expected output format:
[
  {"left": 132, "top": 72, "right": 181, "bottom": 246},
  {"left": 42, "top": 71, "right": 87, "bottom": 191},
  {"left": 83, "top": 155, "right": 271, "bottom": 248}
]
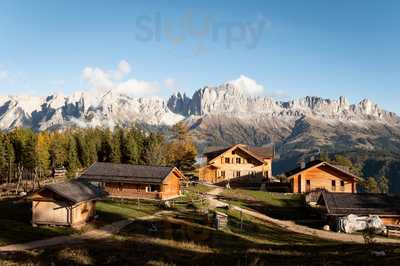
[
  {"left": 205, "top": 186, "right": 228, "bottom": 209},
  {"left": 0, "top": 212, "right": 165, "bottom": 252},
  {"left": 201, "top": 184, "right": 400, "bottom": 244},
  {"left": 231, "top": 203, "right": 400, "bottom": 244}
]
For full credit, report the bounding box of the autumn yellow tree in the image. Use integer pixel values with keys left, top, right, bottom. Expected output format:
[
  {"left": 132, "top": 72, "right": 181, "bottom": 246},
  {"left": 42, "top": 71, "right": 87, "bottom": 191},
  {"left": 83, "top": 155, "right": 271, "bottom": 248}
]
[
  {"left": 36, "top": 132, "right": 51, "bottom": 176},
  {"left": 167, "top": 122, "right": 197, "bottom": 172}
]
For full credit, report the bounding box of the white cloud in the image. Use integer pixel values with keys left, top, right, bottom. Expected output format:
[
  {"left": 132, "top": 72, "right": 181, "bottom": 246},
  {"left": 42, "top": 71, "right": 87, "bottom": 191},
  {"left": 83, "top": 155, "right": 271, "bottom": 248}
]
[
  {"left": 82, "top": 60, "right": 159, "bottom": 97},
  {"left": 228, "top": 75, "right": 264, "bottom": 95},
  {"left": 164, "top": 78, "right": 177, "bottom": 90}
]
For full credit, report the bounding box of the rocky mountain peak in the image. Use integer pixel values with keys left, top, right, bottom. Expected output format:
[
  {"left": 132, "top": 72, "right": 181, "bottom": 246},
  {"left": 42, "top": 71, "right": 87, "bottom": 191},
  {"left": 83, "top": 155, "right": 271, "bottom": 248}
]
[{"left": 0, "top": 81, "right": 398, "bottom": 131}]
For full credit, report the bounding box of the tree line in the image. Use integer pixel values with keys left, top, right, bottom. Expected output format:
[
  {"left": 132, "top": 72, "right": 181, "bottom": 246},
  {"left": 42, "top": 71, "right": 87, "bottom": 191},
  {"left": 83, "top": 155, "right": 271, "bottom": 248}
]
[
  {"left": 320, "top": 153, "right": 389, "bottom": 193},
  {"left": 0, "top": 122, "right": 197, "bottom": 184}
]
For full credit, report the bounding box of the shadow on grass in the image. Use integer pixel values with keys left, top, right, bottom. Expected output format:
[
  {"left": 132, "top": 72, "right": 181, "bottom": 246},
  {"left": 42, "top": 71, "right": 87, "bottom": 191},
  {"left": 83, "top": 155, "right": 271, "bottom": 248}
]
[
  {"left": 0, "top": 199, "right": 74, "bottom": 245},
  {"left": 2, "top": 234, "right": 400, "bottom": 266},
  {"left": 2, "top": 201, "right": 399, "bottom": 265},
  {"left": 219, "top": 193, "right": 323, "bottom": 226}
]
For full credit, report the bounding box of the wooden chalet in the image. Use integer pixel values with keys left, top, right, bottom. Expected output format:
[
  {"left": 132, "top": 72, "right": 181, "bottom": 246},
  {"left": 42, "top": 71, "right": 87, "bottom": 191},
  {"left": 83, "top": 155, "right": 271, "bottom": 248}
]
[
  {"left": 317, "top": 191, "right": 400, "bottom": 226},
  {"left": 79, "top": 162, "right": 185, "bottom": 200},
  {"left": 285, "top": 160, "right": 359, "bottom": 193},
  {"left": 199, "top": 144, "right": 274, "bottom": 184},
  {"left": 32, "top": 180, "right": 103, "bottom": 227}
]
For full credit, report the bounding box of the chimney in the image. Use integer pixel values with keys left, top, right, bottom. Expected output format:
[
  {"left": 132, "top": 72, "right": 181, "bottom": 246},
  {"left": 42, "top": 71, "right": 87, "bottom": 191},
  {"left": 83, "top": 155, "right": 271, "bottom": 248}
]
[
  {"left": 310, "top": 155, "right": 315, "bottom": 162},
  {"left": 299, "top": 160, "right": 306, "bottom": 169}
]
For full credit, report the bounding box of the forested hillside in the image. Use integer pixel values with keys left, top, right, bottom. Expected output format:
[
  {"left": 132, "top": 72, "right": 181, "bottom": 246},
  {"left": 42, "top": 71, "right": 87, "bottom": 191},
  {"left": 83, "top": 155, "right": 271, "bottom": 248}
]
[{"left": 0, "top": 123, "right": 197, "bottom": 185}]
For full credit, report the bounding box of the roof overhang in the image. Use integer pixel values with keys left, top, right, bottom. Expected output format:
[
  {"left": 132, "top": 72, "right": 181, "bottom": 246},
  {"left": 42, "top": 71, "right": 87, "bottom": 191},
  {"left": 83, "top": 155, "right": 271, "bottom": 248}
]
[
  {"left": 287, "top": 162, "right": 360, "bottom": 181},
  {"left": 208, "top": 144, "right": 266, "bottom": 164}
]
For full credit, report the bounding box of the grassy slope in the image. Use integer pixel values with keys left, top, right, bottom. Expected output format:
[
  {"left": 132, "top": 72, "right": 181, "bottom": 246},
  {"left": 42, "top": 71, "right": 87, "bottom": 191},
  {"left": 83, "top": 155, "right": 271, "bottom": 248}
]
[
  {"left": 220, "top": 189, "right": 308, "bottom": 221},
  {"left": 0, "top": 199, "right": 74, "bottom": 245},
  {"left": 2, "top": 188, "right": 400, "bottom": 265},
  {"left": 95, "top": 199, "right": 162, "bottom": 223},
  {"left": 0, "top": 198, "right": 162, "bottom": 245}
]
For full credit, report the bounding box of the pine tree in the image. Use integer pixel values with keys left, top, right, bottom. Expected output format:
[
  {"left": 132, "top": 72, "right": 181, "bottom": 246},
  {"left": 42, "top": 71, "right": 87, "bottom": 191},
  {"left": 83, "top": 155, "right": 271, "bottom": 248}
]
[
  {"left": 143, "top": 133, "right": 165, "bottom": 165},
  {"left": 0, "top": 132, "right": 6, "bottom": 183},
  {"left": 49, "top": 133, "right": 67, "bottom": 168},
  {"left": 110, "top": 128, "right": 121, "bottom": 163},
  {"left": 98, "top": 130, "right": 113, "bottom": 162},
  {"left": 4, "top": 135, "right": 15, "bottom": 183},
  {"left": 75, "top": 132, "right": 91, "bottom": 167},
  {"left": 65, "top": 135, "right": 80, "bottom": 178},
  {"left": 363, "top": 177, "right": 378, "bottom": 193},
  {"left": 378, "top": 176, "right": 389, "bottom": 194},
  {"left": 22, "top": 130, "right": 38, "bottom": 170},
  {"left": 120, "top": 129, "right": 140, "bottom": 164}
]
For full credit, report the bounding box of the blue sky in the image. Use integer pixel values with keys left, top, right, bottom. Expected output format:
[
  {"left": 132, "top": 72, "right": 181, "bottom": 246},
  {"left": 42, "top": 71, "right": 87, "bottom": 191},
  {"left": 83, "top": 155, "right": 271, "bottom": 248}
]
[{"left": 0, "top": 0, "right": 399, "bottom": 113}]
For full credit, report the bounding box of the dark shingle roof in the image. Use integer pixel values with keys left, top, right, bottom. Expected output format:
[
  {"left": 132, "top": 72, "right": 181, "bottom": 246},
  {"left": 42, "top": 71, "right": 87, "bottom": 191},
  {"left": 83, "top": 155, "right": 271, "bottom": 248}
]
[
  {"left": 319, "top": 191, "right": 400, "bottom": 216},
  {"left": 78, "top": 162, "right": 176, "bottom": 184},
  {"left": 203, "top": 147, "right": 231, "bottom": 160},
  {"left": 285, "top": 160, "right": 359, "bottom": 180},
  {"left": 203, "top": 144, "right": 274, "bottom": 161},
  {"left": 44, "top": 180, "right": 104, "bottom": 203},
  {"left": 245, "top": 145, "right": 274, "bottom": 159}
]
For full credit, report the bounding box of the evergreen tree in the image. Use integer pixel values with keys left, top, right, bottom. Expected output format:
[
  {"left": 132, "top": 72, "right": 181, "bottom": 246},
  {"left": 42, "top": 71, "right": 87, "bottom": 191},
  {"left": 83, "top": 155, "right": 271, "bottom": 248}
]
[
  {"left": 143, "top": 133, "right": 165, "bottom": 165},
  {"left": 378, "top": 175, "right": 389, "bottom": 194},
  {"left": 22, "top": 131, "right": 38, "bottom": 170},
  {"left": 0, "top": 133, "right": 6, "bottom": 183},
  {"left": 110, "top": 128, "right": 121, "bottom": 163},
  {"left": 4, "top": 135, "right": 15, "bottom": 183},
  {"left": 363, "top": 177, "right": 378, "bottom": 193},
  {"left": 334, "top": 155, "right": 353, "bottom": 167},
  {"left": 49, "top": 133, "right": 67, "bottom": 168},
  {"left": 65, "top": 135, "right": 80, "bottom": 177},
  {"left": 120, "top": 129, "right": 140, "bottom": 164},
  {"left": 98, "top": 130, "right": 113, "bottom": 162}
]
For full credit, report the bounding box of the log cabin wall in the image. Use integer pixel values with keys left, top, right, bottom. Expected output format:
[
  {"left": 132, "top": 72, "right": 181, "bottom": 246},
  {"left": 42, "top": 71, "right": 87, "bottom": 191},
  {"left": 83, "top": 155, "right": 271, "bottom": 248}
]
[
  {"left": 291, "top": 166, "right": 356, "bottom": 193},
  {"left": 71, "top": 200, "right": 96, "bottom": 226},
  {"left": 32, "top": 199, "right": 96, "bottom": 227},
  {"left": 32, "top": 200, "right": 70, "bottom": 226},
  {"left": 199, "top": 147, "right": 272, "bottom": 184},
  {"left": 103, "top": 171, "right": 181, "bottom": 200}
]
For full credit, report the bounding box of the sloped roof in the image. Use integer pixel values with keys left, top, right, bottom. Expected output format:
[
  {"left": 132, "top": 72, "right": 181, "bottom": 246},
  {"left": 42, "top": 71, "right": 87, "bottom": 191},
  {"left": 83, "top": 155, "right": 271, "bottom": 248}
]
[
  {"left": 285, "top": 160, "right": 360, "bottom": 181},
  {"left": 43, "top": 180, "right": 104, "bottom": 203},
  {"left": 79, "top": 162, "right": 182, "bottom": 184},
  {"left": 318, "top": 191, "right": 400, "bottom": 216},
  {"left": 203, "top": 144, "right": 274, "bottom": 161}
]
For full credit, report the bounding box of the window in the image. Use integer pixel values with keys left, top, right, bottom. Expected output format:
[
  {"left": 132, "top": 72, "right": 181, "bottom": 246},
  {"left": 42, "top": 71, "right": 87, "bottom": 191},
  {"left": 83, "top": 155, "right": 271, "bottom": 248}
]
[
  {"left": 331, "top": 180, "right": 336, "bottom": 192},
  {"left": 221, "top": 171, "right": 225, "bottom": 177},
  {"left": 236, "top": 171, "right": 241, "bottom": 177},
  {"left": 225, "top": 158, "right": 230, "bottom": 164},
  {"left": 149, "top": 185, "right": 160, "bottom": 192},
  {"left": 340, "top": 180, "right": 345, "bottom": 192},
  {"left": 236, "top": 158, "right": 241, "bottom": 164}
]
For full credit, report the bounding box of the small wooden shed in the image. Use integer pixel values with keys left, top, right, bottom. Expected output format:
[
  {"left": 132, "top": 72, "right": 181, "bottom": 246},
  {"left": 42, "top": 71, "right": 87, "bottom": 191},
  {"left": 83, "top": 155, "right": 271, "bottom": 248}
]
[{"left": 32, "top": 180, "right": 104, "bottom": 228}]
